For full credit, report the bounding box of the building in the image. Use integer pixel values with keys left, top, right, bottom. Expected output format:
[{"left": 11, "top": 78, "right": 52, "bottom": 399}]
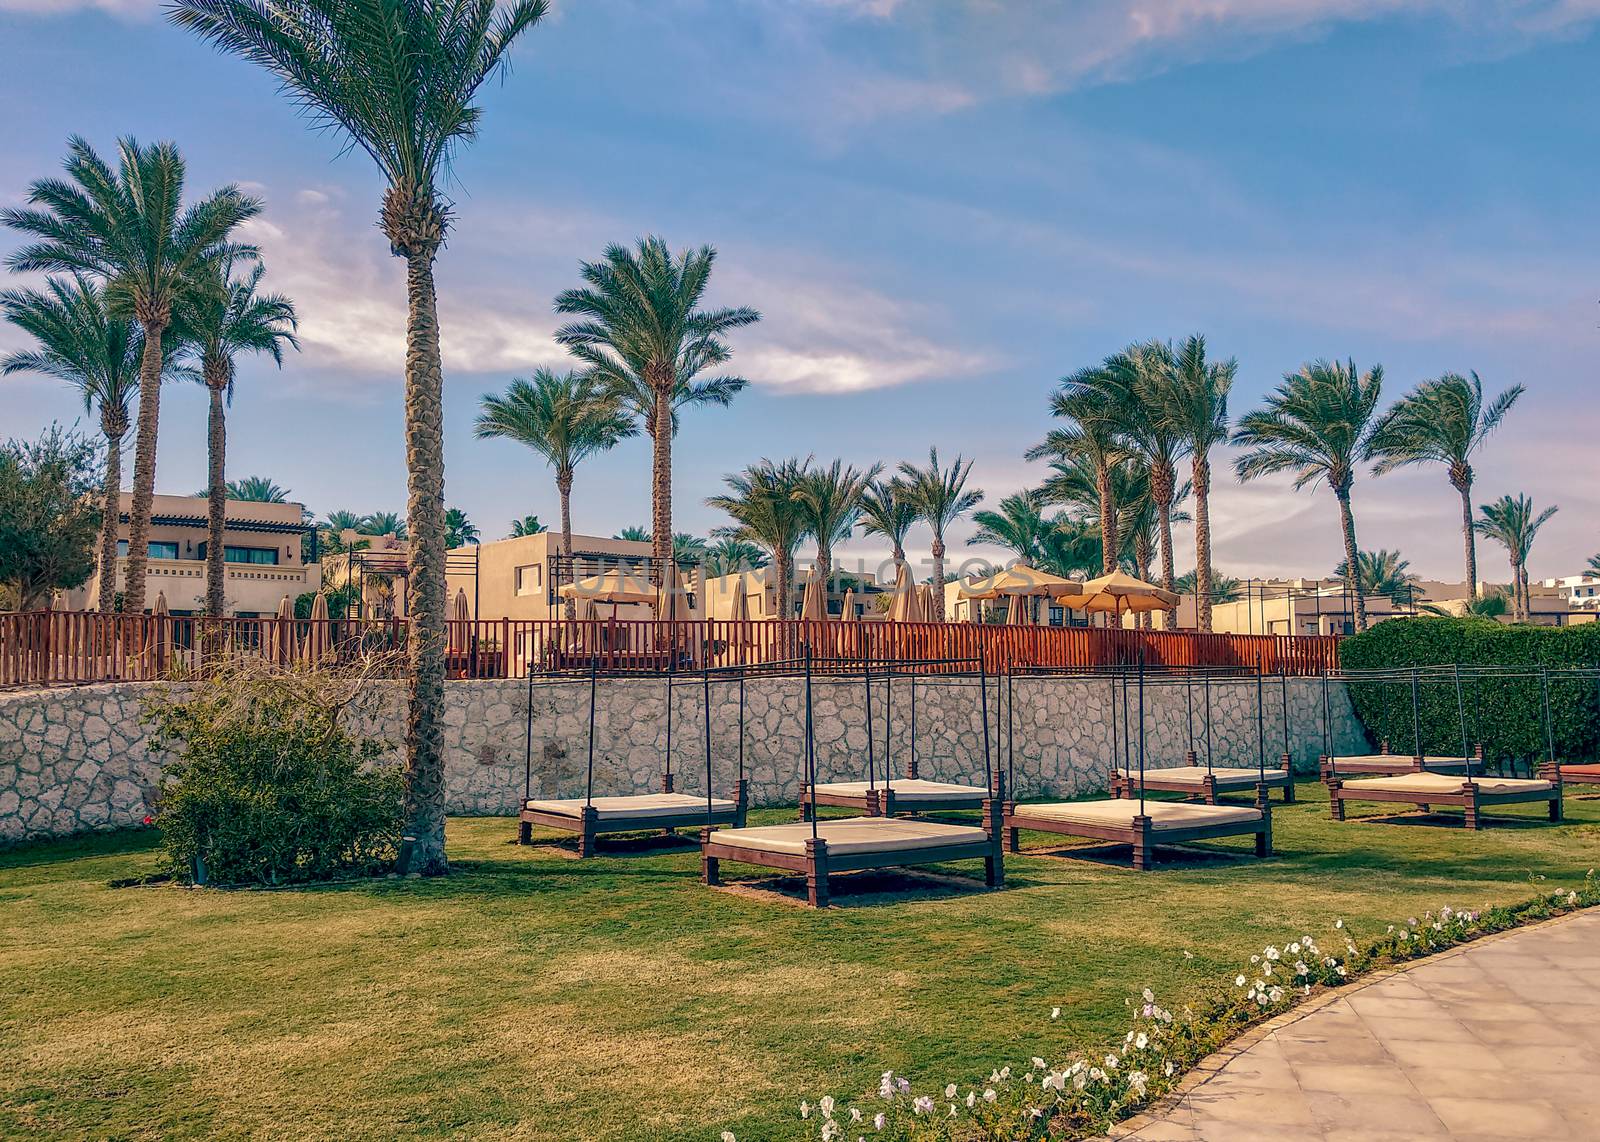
[
  {"left": 445, "top": 531, "right": 661, "bottom": 621},
  {"left": 1540, "top": 573, "right": 1600, "bottom": 611},
  {"left": 1193, "top": 576, "right": 1594, "bottom": 634},
  {"left": 62, "top": 492, "right": 318, "bottom": 616},
  {"left": 319, "top": 530, "right": 413, "bottom": 618},
  {"left": 700, "top": 566, "right": 887, "bottom": 620}
]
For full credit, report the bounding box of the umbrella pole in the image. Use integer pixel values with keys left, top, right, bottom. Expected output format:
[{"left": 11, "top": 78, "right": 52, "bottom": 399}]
[{"left": 702, "top": 642, "right": 713, "bottom": 825}]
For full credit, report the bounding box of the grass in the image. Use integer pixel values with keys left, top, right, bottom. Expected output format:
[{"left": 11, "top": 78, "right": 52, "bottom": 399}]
[{"left": 3, "top": 785, "right": 1599, "bottom": 1141}]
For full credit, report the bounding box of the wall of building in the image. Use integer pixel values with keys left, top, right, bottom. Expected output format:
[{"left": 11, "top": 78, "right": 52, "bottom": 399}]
[{"left": 1, "top": 674, "right": 1369, "bottom": 844}]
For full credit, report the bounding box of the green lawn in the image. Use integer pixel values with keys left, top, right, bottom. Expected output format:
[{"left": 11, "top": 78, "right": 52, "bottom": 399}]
[{"left": 3, "top": 786, "right": 1598, "bottom": 1142}]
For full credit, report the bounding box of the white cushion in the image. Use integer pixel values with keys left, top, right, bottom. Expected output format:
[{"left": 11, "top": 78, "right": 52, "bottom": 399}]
[
  {"left": 706, "top": 817, "right": 988, "bottom": 857},
  {"left": 525, "top": 793, "right": 736, "bottom": 821},
  {"left": 1115, "top": 766, "right": 1287, "bottom": 789},
  {"left": 1343, "top": 774, "right": 1553, "bottom": 796},
  {"left": 1326, "top": 754, "right": 1471, "bottom": 770},
  {"left": 1013, "top": 799, "right": 1262, "bottom": 831},
  {"left": 811, "top": 779, "right": 989, "bottom": 803}
]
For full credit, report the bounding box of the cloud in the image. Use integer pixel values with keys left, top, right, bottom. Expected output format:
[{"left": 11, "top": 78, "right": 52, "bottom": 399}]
[{"left": 0, "top": 0, "right": 158, "bottom": 14}]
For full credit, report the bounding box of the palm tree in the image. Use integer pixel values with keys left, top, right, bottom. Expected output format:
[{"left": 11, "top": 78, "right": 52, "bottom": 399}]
[
  {"left": 968, "top": 489, "right": 1050, "bottom": 564},
  {"left": 1475, "top": 494, "right": 1558, "bottom": 622},
  {"left": 4, "top": 136, "right": 261, "bottom": 615},
  {"left": 509, "top": 515, "right": 546, "bottom": 538},
  {"left": 792, "top": 459, "right": 880, "bottom": 581},
  {"left": 1369, "top": 371, "right": 1523, "bottom": 598},
  {"left": 554, "top": 237, "right": 760, "bottom": 579},
  {"left": 361, "top": 511, "right": 407, "bottom": 538},
  {"left": 1028, "top": 372, "right": 1130, "bottom": 575},
  {"left": 444, "top": 509, "right": 478, "bottom": 548},
  {"left": 614, "top": 526, "right": 651, "bottom": 543},
  {"left": 475, "top": 370, "right": 634, "bottom": 568},
  {"left": 226, "top": 476, "right": 291, "bottom": 502},
  {"left": 1334, "top": 549, "right": 1421, "bottom": 607},
  {"left": 178, "top": 256, "right": 299, "bottom": 616},
  {"left": 856, "top": 478, "right": 917, "bottom": 563},
  {"left": 707, "top": 458, "right": 812, "bottom": 619},
  {"left": 1175, "top": 568, "right": 1244, "bottom": 605},
  {"left": 172, "top": 0, "right": 549, "bottom": 876},
  {"left": 704, "top": 536, "right": 769, "bottom": 575},
  {"left": 896, "top": 448, "right": 982, "bottom": 622},
  {"left": 1588, "top": 554, "right": 1600, "bottom": 578},
  {"left": 1038, "top": 517, "right": 1102, "bottom": 581},
  {"left": 1149, "top": 334, "right": 1236, "bottom": 632},
  {"left": 1234, "top": 359, "right": 1385, "bottom": 630},
  {"left": 1, "top": 275, "right": 143, "bottom": 612}
]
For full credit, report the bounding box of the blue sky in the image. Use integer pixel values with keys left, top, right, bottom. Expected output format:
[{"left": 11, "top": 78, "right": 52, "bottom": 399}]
[{"left": 3, "top": 0, "right": 1597, "bottom": 586}]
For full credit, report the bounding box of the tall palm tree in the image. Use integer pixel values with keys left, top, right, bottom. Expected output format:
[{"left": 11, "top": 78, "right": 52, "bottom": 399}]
[
  {"left": 856, "top": 477, "right": 917, "bottom": 563},
  {"left": 1234, "top": 359, "right": 1385, "bottom": 630},
  {"left": 509, "top": 514, "right": 546, "bottom": 538},
  {"left": 968, "top": 489, "right": 1050, "bottom": 564},
  {"left": 1028, "top": 372, "right": 1130, "bottom": 575},
  {"left": 475, "top": 369, "right": 634, "bottom": 571},
  {"left": 896, "top": 448, "right": 982, "bottom": 622},
  {"left": 704, "top": 536, "right": 768, "bottom": 575},
  {"left": 1175, "top": 568, "right": 1244, "bottom": 605},
  {"left": 1368, "top": 371, "right": 1523, "bottom": 598},
  {"left": 178, "top": 256, "right": 298, "bottom": 616},
  {"left": 360, "top": 511, "right": 407, "bottom": 538},
  {"left": 1, "top": 275, "right": 144, "bottom": 613},
  {"left": 1588, "top": 554, "right": 1600, "bottom": 578},
  {"left": 226, "top": 475, "right": 291, "bottom": 502},
  {"left": 3, "top": 136, "right": 260, "bottom": 614},
  {"left": 554, "top": 237, "right": 759, "bottom": 579},
  {"left": 792, "top": 459, "right": 880, "bottom": 581},
  {"left": 1038, "top": 517, "right": 1102, "bottom": 582},
  {"left": 1334, "top": 549, "right": 1421, "bottom": 607},
  {"left": 614, "top": 526, "right": 651, "bottom": 543},
  {"left": 1474, "top": 494, "right": 1558, "bottom": 622},
  {"left": 444, "top": 508, "right": 478, "bottom": 548},
  {"left": 707, "top": 458, "right": 812, "bottom": 619},
  {"left": 1149, "top": 334, "right": 1236, "bottom": 632},
  {"left": 172, "top": 0, "right": 549, "bottom": 876}
]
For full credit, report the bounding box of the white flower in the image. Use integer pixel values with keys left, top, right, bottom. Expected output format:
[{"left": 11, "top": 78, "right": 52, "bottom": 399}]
[
  {"left": 1235, "top": 975, "right": 1247, "bottom": 987},
  {"left": 820, "top": 1096, "right": 835, "bottom": 1119},
  {"left": 912, "top": 1096, "right": 934, "bottom": 1116},
  {"left": 1336, "top": 965, "right": 1347, "bottom": 978},
  {"left": 1164, "top": 1060, "right": 1175, "bottom": 1077},
  {"left": 721, "top": 1133, "right": 736, "bottom": 1142},
  {"left": 1334, "top": 919, "right": 1344, "bottom": 929},
  {"left": 965, "top": 1092, "right": 975, "bottom": 1108},
  {"left": 1050, "top": 1007, "right": 1061, "bottom": 1020},
  {"left": 1250, "top": 954, "right": 1261, "bottom": 964},
  {"left": 1183, "top": 950, "right": 1194, "bottom": 960},
  {"left": 1031, "top": 1057, "right": 1046, "bottom": 1071},
  {"left": 800, "top": 1102, "right": 811, "bottom": 1120},
  {"left": 820, "top": 1123, "right": 840, "bottom": 1142},
  {"left": 1295, "top": 961, "right": 1309, "bottom": 976},
  {"left": 849, "top": 1108, "right": 861, "bottom": 1123},
  {"left": 1265, "top": 946, "right": 1280, "bottom": 961},
  {"left": 1142, "top": 988, "right": 1156, "bottom": 1003},
  {"left": 1105, "top": 1054, "right": 1119, "bottom": 1070},
  {"left": 1128, "top": 1070, "right": 1149, "bottom": 1095},
  {"left": 873, "top": 1112, "right": 886, "bottom": 1131},
  {"left": 983, "top": 1089, "right": 997, "bottom": 1103},
  {"left": 1135, "top": 1033, "right": 1149, "bottom": 1051},
  {"left": 944, "top": 1083, "right": 957, "bottom": 1099},
  {"left": 1073, "top": 1072, "right": 1088, "bottom": 1090}
]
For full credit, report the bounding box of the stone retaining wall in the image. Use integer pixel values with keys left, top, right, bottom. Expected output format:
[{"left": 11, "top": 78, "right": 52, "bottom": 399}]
[{"left": 1, "top": 674, "right": 1369, "bottom": 843}]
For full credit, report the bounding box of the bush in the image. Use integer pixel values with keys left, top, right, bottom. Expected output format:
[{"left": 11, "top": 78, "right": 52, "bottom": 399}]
[
  {"left": 1338, "top": 618, "right": 1600, "bottom": 765},
  {"left": 144, "top": 657, "right": 404, "bottom": 886}
]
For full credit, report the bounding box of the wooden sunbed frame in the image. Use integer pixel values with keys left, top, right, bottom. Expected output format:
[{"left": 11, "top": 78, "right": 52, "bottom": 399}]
[
  {"left": 1319, "top": 747, "right": 1476, "bottom": 781},
  {"left": 518, "top": 774, "right": 749, "bottom": 857},
  {"left": 1001, "top": 794, "right": 1273, "bottom": 872},
  {"left": 1327, "top": 768, "right": 1563, "bottom": 830},
  {"left": 798, "top": 778, "right": 991, "bottom": 818},
  {"left": 700, "top": 800, "right": 1005, "bottom": 907},
  {"left": 1110, "top": 749, "right": 1296, "bottom": 805},
  {"left": 1551, "top": 763, "right": 1600, "bottom": 788}
]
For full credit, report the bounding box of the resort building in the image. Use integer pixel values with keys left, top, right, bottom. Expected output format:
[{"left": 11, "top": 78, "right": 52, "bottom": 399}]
[
  {"left": 319, "top": 530, "right": 413, "bottom": 619},
  {"left": 701, "top": 566, "right": 887, "bottom": 620},
  {"left": 1540, "top": 573, "right": 1600, "bottom": 611},
  {"left": 60, "top": 491, "right": 318, "bottom": 616},
  {"left": 444, "top": 531, "right": 660, "bottom": 621}
]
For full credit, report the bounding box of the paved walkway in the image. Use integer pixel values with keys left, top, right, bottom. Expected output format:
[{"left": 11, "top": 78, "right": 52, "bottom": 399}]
[{"left": 1113, "top": 910, "right": 1600, "bottom": 1141}]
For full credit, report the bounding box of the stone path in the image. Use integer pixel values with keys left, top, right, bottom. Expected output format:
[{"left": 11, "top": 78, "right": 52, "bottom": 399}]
[{"left": 1112, "top": 909, "right": 1600, "bottom": 1141}]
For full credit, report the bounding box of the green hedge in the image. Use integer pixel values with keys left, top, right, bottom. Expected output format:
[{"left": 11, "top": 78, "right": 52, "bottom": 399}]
[{"left": 1338, "top": 618, "right": 1600, "bottom": 766}]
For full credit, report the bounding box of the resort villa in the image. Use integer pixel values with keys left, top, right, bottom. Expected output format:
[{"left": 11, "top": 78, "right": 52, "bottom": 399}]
[{"left": 59, "top": 492, "right": 318, "bottom": 617}]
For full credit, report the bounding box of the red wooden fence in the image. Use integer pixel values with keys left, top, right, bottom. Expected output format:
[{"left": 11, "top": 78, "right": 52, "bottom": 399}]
[{"left": 0, "top": 611, "right": 1339, "bottom": 689}]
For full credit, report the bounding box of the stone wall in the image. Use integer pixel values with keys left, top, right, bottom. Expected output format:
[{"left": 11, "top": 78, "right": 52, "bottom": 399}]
[{"left": 1, "top": 674, "right": 1369, "bottom": 843}]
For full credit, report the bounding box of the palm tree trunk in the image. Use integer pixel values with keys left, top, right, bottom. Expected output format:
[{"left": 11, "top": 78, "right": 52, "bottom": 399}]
[
  {"left": 649, "top": 378, "right": 673, "bottom": 582},
  {"left": 1454, "top": 475, "right": 1477, "bottom": 599},
  {"left": 818, "top": 539, "right": 832, "bottom": 584},
  {"left": 931, "top": 535, "right": 946, "bottom": 622},
  {"left": 123, "top": 320, "right": 166, "bottom": 614},
  {"left": 204, "top": 372, "right": 228, "bottom": 618},
  {"left": 96, "top": 412, "right": 125, "bottom": 614},
  {"left": 558, "top": 469, "right": 575, "bottom": 620},
  {"left": 1153, "top": 459, "right": 1178, "bottom": 630},
  {"left": 1193, "top": 454, "right": 1213, "bottom": 633},
  {"left": 1336, "top": 489, "right": 1367, "bottom": 631},
  {"left": 1097, "top": 464, "right": 1117, "bottom": 574},
  {"left": 775, "top": 548, "right": 792, "bottom": 619},
  {"left": 401, "top": 249, "right": 449, "bottom": 877}
]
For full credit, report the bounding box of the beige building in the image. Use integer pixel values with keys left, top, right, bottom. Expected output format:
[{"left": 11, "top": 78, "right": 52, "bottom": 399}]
[
  {"left": 445, "top": 531, "right": 660, "bottom": 621},
  {"left": 1193, "top": 576, "right": 1594, "bottom": 634},
  {"left": 319, "top": 530, "right": 412, "bottom": 618},
  {"left": 700, "top": 566, "right": 886, "bottom": 620},
  {"left": 63, "top": 492, "right": 317, "bottom": 616}
]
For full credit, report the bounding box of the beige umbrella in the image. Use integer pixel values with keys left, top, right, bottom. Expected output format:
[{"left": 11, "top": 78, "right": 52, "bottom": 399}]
[
  {"left": 915, "top": 584, "right": 934, "bottom": 622},
  {"left": 840, "top": 588, "right": 857, "bottom": 621},
  {"left": 270, "top": 593, "right": 293, "bottom": 662},
  {"left": 305, "top": 591, "right": 332, "bottom": 663},
  {"left": 656, "top": 562, "right": 693, "bottom": 622},
  {"left": 449, "top": 586, "right": 470, "bottom": 652},
  {"left": 1007, "top": 592, "right": 1034, "bottom": 626},
  {"left": 887, "top": 562, "right": 917, "bottom": 622},
  {"left": 150, "top": 590, "right": 171, "bottom": 675},
  {"left": 1056, "top": 569, "right": 1179, "bottom": 628},
  {"left": 799, "top": 571, "right": 827, "bottom": 622},
  {"left": 959, "top": 563, "right": 1081, "bottom": 601},
  {"left": 558, "top": 567, "right": 659, "bottom": 606}
]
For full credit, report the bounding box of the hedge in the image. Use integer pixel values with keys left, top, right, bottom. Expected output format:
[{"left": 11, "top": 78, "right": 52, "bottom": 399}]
[{"left": 1338, "top": 618, "right": 1600, "bottom": 767}]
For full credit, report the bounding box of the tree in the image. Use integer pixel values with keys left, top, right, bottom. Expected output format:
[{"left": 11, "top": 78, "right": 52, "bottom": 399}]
[
  {"left": 444, "top": 508, "right": 478, "bottom": 548},
  {"left": 226, "top": 475, "right": 292, "bottom": 502},
  {"left": 178, "top": 256, "right": 299, "bottom": 616},
  {"left": 614, "top": 526, "right": 651, "bottom": 543},
  {"left": 1474, "top": 493, "right": 1557, "bottom": 622},
  {"left": 554, "top": 237, "right": 759, "bottom": 579},
  {"left": 475, "top": 369, "right": 633, "bottom": 568},
  {"left": 1149, "top": 334, "right": 1235, "bottom": 632},
  {"left": 172, "top": 0, "right": 549, "bottom": 875},
  {"left": 704, "top": 536, "right": 768, "bottom": 575},
  {"left": 1028, "top": 372, "right": 1130, "bottom": 575},
  {"left": 0, "top": 425, "right": 102, "bottom": 609},
  {"left": 1, "top": 275, "right": 142, "bottom": 612},
  {"left": 671, "top": 533, "right": 708, "bottom": 564},
  {"left": 509, "top": 515, "right": 546, "bottom": 538},
  {"left": 1369, "top": 371, "right": 1522, "bottom": 598},
  {"left": 856, "top": 478, "right": 917, "bottom": 563},
  {"left": 896, "top": 448, "right": 982, "bottom": 621},
  {"left": 1234, "top": 359, "right": 1385, "bottom": 630},
  {"left": 1334, "top": 549, "right": 1421, "bottom": 607},
  {"left": 707, "top": 457, "right": 812, "bottom": 619},
  {"left": 1589, "top": 554, "right": 1600, "bottom": 578},
  {"left": 792, "top": 459, "right": 880, "bottom": 581},
  {"left": 1175, "top": 567, "right": 1243, "bottom": 605},
  {"left": 1037, "top": 517, "right": 1101, "bottom": 581},
  {"left": 4, "top": 136, "right": 261, "bottom": 614},
  {"left": 968, "top": 489, "right": 1050, "bottom": 564},
  {"left": 361, "top": 511, "right": 406, "bottom": 538}
]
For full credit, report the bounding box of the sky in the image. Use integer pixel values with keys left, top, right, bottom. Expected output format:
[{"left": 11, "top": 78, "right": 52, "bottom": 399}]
[{"left": 2, "top": 0, "right": 1597, "bottom": 589}]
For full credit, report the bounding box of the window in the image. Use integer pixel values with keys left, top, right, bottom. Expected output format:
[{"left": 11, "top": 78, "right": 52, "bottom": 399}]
[
  {"left": 196, "top": 543, "right": 279, "bottom": 565},
  {"left": 515, "top": 564, "right": 542, "bottom": 596},
  {"left": 117, "top": 540, "right": 179, "bottom": 560}
]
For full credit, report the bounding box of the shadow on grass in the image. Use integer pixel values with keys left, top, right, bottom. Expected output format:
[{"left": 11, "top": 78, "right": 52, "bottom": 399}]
[
  {"left": 514, "top": 831, "right": 704, "bottom": 859},
  {"left": 715, "top": 866, "right": 997, "bottom": 908},
  {"left": 1343, "top": 811, "right": 1560, "bottom": 831},
  {"left": 1018, "top": 840, "right": 1268, "bottom": 871}
]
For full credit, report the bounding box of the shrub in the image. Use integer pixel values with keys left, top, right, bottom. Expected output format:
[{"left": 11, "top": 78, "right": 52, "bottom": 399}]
[
  {"left": 1338, "top": 618, "right": 1600, "bottom": 765},
  {"left": 144, "top": 657, "right": 404, "bottom": 886}
]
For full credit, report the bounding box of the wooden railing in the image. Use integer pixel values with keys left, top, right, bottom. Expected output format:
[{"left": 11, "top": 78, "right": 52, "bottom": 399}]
[{"left": 0, "top": 611, "right": 1339, "bottom": 689}]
